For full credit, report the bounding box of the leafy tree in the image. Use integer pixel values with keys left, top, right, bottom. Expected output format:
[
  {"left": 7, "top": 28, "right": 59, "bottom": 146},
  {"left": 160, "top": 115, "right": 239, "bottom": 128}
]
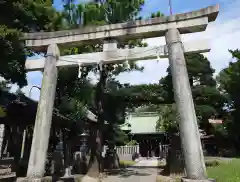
[
  {"left": 217, "top": 49, "right": 240, "bottom": 153},
  {"left": 0, "top": 106, "right": 6, "bottom": 118},
  {"left": 0, "top": 26, "right": 27, "bottom": 87},
  {"left": 108, "top": 83, "right": 166, "bottom": 108},
  {"left": 53, "top": 0, "right": 164, "bottom": 175},
  {"left": 55, "top": 0, "right": 164, "bottom": 174},
  {"left": 54, "top": 0, "right": 149, "bottom": 176},
  {"left": 156, "top": 104, "right": 178, "bottom": 134},
  {"left": 104, "top": 83, "right": 167, "bottom": 146},
  {"left": 0, "top": 0, "right": 63, "bottom": 87},
  {"left": 157, "top": 53, "right": 226, "bottom": 134},
  {"left": 0, "top": 81, "right": 10, "bottom": 117},
  {"left": 0, "top": 81, "right": 10, "bottom": 92},
  {"left": 151, "top": 11, "right": 164, "bottom": 18}
]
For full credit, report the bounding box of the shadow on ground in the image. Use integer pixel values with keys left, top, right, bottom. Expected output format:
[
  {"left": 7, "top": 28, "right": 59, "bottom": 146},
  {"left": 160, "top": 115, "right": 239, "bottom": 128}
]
[
  {"left": 105, "top": 168, "right": 151, "bottom": 178},
  {"left": 128, "top": 166, "right": 160, "bottom": 169}
]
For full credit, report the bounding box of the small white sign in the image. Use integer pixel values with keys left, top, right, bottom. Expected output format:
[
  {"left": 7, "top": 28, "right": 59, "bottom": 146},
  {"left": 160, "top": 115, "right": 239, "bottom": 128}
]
[{"left": 208, "top": 119, "right": 223, "bottom": 124}]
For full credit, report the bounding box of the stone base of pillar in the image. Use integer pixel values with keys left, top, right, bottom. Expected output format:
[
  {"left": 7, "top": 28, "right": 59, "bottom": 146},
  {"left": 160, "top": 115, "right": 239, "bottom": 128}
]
[
  {"left": 17, "top": 175, "right": 83, "bottom": 182},
  {"left": 59, "top": 176, "right": 75, "bottom": 182},
  {"left": 16, "top": 177, "right": 50, "bottom": 182},
  {"left": 181, "top": 177, "right": 216, "bottom": 182}
]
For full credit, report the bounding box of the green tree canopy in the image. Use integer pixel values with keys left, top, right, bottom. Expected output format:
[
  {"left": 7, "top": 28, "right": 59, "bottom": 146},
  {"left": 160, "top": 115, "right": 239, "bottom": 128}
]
[
  {"left": 217, "top": 49, "right": 240, "bottom": 152},
  {"left": 0, "top": 0, "right": 62, "bottom": 87},
  {"left": 52, "top": 0, "right": 164, "bottom": 174},
  {"left": 157, "top": 53, "right": 226, "bottom": 133}
]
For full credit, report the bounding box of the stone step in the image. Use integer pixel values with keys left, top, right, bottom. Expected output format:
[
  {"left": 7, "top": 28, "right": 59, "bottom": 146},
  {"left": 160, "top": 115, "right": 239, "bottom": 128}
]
[
  {"left": 0, "top": 172, "right": 16, "bottom": 182},
  {"left": 0, "top": 158, "right": 14, "bottom": 176},
  {"left": 0, "top": 164, "right": 12, "bottom": 169},
  {"left": 0, "top": 158, "right": 14, "bottom": 165},
  {"left": 0, "top": 167, "right": 12, "bottom": 175}
]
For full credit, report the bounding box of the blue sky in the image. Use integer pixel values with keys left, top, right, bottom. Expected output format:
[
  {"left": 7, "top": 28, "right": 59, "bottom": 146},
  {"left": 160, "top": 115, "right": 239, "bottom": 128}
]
[
  {"left": 10, "top": 0, "right": 240, "bottom": 100},
  {"left": 54, "top": 0, "right": 221, "bottom": 16}
]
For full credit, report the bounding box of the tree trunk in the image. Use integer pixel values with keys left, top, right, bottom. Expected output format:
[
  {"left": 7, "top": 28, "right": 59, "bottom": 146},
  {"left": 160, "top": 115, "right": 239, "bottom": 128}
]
[
  {"left": 62, "top": 129, "right": 72, "bottom": 177},
  {"left": 8, "top": 125, "right": 22, "bottom": 174},
  {"left": 86, "top": 65, "right": 107, "bottom": 177},
  {"left": 87, "top": 126, "right": 103, "bottom": 178},
  {"left": 165, "top": 133, "right": 185, "bottom": 175},
  {"left": 1, "top": 124, "right": 9, "bottom": 157},
  {"left": 105, "top": 143, "right": 120, "bottom": 169},
  {"left": 109, "top": 149, "right": 120, "bottom": 169}
]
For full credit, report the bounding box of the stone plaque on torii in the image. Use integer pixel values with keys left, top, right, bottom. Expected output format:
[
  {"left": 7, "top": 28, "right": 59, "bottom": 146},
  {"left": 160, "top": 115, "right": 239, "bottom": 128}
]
[{"left": 18, "top": 5, "right": 219, "bottom": 182}]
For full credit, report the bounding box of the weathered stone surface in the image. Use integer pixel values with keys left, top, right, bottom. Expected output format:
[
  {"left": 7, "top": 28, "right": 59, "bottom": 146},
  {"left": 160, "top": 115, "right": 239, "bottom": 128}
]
[
  {"left": 17, "top": 175, "right": 83, "bottom": 182},
  {"left": 23, "top": 5, "right": 219, "bottom": 48},
  {"left": 104, "top": 159, "right": 158, "bottom": 182},
  {"left": 17, "top": 177, "right": 49, "bottom": 182},
  {"left": 181, "top": 177, "right": 216, "bottom": 182},
  {"left": 0, "top": 172, "right": 16, "bottom": 181},
  {"left": 81, "top": 175, "right": 99, "bottom": 182},
  {"left": 0, "top": 168, "right": 12, "bottom": 175},
  {"left": 25, "top": 40, "right": 210, "bottom": 71},
  {"left": 27, "top": 44, "right": 59, "bottom": 178},
  {"left": 156, "top": 175, "right": 175, "bottom": 182},
  {"left": 166, "top": 28, "right": 206, "bottom": 179},
  {"left": 57, "top": 175, "right": 83, "bottom": 182}
]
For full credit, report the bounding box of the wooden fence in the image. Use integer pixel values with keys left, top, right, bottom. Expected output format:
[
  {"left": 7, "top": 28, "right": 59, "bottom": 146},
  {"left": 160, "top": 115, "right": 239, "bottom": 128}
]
[{"left": 103, "top": 144, "right": 169, "bottom": 157}]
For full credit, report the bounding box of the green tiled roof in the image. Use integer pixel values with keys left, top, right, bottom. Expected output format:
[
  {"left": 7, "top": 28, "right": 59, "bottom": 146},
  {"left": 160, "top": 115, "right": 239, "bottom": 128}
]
[{"left": 121, "top": 112, "right": 159, "bottom": 134}]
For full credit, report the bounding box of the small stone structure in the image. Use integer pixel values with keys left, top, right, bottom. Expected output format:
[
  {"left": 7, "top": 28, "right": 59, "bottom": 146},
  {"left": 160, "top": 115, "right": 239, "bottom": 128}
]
[{"left": 166, "top": 134, "right": 185, "bottom": 174}]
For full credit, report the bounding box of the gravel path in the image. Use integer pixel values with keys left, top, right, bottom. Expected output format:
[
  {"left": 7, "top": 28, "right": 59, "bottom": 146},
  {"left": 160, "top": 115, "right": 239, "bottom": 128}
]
[{"left": 103, "top": 158, "right": 159, "bottom": 182}]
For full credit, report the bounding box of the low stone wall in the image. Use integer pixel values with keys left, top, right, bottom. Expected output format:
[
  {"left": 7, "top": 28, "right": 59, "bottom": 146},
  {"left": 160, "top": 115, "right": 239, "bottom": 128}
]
[{"left": 17, "top": 175, "right": 83, "bottom": 182}]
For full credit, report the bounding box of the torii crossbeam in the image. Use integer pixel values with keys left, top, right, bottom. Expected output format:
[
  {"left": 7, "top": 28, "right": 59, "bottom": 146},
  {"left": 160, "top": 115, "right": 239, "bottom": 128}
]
[
  {"left": 22, "top": 5, "right": 218, "bottom": 50},
  {"left": 25, "top": 39, "right": 210, "bottom": 71}
]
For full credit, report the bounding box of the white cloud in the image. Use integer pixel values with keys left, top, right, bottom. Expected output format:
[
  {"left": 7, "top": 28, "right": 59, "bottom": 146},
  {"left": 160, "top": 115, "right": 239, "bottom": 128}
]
[
  {"left": 19, "top": 0, "right": 240, "bottom": 100},
  {"left": 116, "top": 59, "right": 169, "bottom": 84},
  {"left": 185, "top": 0, "right": 240, "bottom": 74},
  {"left": 125, "top": 0, "right": 240, "bottom": 82}
]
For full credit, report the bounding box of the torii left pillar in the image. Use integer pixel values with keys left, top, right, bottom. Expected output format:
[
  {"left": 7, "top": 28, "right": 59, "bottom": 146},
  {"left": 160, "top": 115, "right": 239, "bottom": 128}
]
[{"left": 17, "top": 44, "right": 59, "bottom": 181}]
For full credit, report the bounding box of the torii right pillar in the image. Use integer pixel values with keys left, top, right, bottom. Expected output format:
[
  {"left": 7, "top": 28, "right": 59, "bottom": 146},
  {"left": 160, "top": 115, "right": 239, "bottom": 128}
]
[{"left": 165, "top": 28, "right": 215, "bottom": 182}]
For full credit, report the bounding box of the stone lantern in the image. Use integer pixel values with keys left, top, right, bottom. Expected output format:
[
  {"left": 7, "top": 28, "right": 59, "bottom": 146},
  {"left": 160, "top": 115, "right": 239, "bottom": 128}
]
[{"left": 79, "top": 131, "right": 89, "bottom": 156}]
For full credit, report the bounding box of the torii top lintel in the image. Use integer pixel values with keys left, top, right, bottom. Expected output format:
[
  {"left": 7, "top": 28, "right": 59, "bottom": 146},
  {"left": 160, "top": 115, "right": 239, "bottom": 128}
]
[{"left": 23, "top": 4, "right": 219, "bottom": 49}]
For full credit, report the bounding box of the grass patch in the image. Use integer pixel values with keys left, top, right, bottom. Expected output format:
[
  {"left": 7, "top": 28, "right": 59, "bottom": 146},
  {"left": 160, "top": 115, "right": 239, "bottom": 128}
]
[
  {"left": 157, "top": 158, "right": 240, "bottom": 182},
  {"left": 119, "top": 160, "right": 136, "bottom": 168},
  {"left": 207, "top": 159, "right": 240, "bottom": 182}
]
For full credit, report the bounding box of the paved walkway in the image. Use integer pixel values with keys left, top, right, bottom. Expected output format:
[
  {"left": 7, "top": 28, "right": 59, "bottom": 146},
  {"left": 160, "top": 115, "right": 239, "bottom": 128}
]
[{"left": 103, "top": 158, "right": 159, "bottom": 182}]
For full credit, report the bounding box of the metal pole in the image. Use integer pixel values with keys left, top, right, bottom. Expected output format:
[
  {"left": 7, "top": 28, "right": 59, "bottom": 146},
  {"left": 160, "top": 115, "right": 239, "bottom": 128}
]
[
  {"left": 29, "top": 85, "right": 41, "bottom": 98},
  {"left": 169, "top": 0, "right": 173, "bottom": 15},
  {"left": 20, "top": 130, "right": 26, "bottom": 159},
  {"left": 23, "top": 85, "right": 40, "bottom": 160},
  {"left": 23, "top": 85, "right": 41, "bottom": 160}
]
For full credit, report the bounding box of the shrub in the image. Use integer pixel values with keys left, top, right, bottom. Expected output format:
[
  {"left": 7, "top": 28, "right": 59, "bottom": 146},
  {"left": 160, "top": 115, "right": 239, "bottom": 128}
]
[
  {"left": 205, "top": 160, "right": 220, "bottom": 167},
  {"left": 207, "top": 159, "right": 240, "bottom": 182}
]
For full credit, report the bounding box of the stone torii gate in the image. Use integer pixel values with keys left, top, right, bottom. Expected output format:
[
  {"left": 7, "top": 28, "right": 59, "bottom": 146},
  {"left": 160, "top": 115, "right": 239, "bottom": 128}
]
[{"left": 19, "top": 4, "right": 219, "bottom": 182}]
